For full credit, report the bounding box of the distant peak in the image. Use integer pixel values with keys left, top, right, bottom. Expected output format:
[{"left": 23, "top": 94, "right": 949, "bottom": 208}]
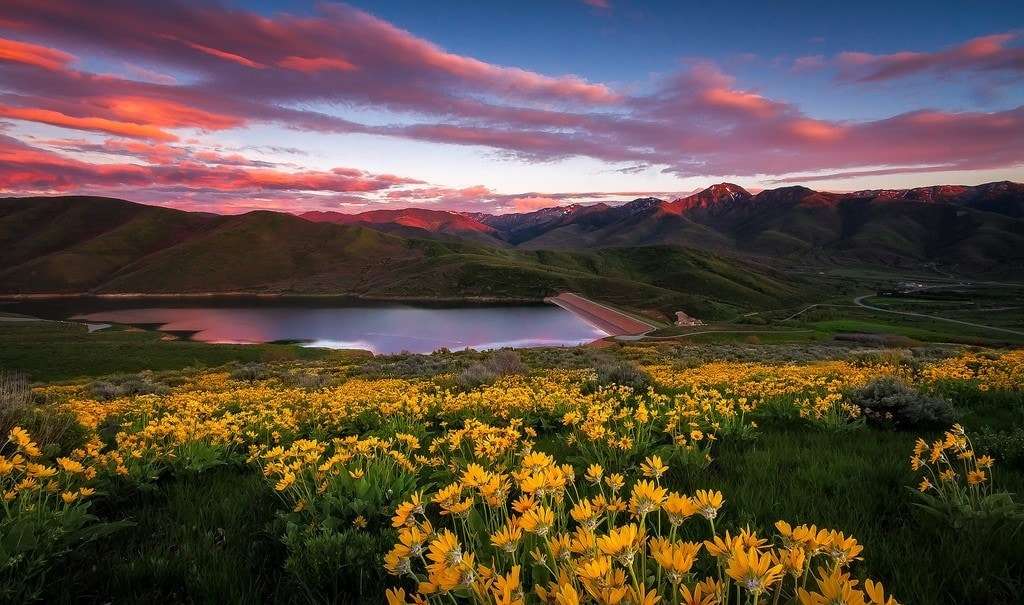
[
  {"left": 665, "top": 183, "right": 752, "bottom": 213},
  {"left": 703, "top": 183, "right": 751, "bottom": 197}
]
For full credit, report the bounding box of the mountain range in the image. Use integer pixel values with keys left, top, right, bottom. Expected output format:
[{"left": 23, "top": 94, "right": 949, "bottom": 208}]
[
  {"left": 1, "top": 181, "right": 1021, "bottom": 318},
  {"left": 301, "top": 181, "right": 1024, "bottom": 272}
]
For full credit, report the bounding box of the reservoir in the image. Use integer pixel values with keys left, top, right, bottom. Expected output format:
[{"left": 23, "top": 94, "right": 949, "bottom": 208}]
[{"left": 3, "top": 299, "right": 608, "bottom": 354}]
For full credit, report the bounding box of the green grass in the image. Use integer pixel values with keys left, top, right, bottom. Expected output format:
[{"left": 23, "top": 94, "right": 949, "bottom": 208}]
[
  {"left": 702, "top": 428, "right": 1024, "bottom": 605},
  {"left": 644, "top": 325, "right": 827, "bottom": 343},
  {"left": 52, "top": 422, "right": 1023, "bottom": 605},
  {"left": 51, "top": 467, "right": 289, "bottom": 604},
  {"left": 0, "top": 320, "right": 360, "bottom": 382},
  {"left": 811, "top": 318, "right": 1024, "bottom": 345}
]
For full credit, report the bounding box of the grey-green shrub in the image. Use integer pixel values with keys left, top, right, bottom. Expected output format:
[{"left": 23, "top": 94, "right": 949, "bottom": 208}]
[
  {"left": 591, "top": 359, "right": 651, "bottom": 391},
  {"left": 455, "top": 349, "right": 526, "bottom": 390},
  {"left": 850, "top": 377, "right": 956, "bottom": 429}
]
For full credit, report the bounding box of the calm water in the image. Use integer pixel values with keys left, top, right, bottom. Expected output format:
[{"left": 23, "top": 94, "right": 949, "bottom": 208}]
[{"left": 62, "top": 304, "right": 607, "bottom": 354}]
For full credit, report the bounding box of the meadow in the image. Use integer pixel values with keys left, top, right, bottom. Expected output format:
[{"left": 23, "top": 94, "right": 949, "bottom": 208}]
[{"left": 1, "top": 341, "right": 1023, "bottom": 604}]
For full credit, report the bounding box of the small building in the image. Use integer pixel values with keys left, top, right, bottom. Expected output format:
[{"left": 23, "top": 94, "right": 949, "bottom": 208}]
[{"left": 675, "top": 311, "right": 704, "bottom": 327}]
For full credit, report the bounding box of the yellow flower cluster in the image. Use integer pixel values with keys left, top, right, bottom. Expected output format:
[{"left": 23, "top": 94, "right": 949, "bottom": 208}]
[
  {"left": 39, "top": 350, "right": 1018, "bottom": 476},
  {"left": 1, "top": 427, "right": 100, "bottom": 512},
  {"left": 428, "top": 418, "right": 537, "bottom": 473},
  {"left": 642, "top": 360, "right": 892, "bottom": 397},
  {"left": 911, "top": 424, "right": 996, "bottom": 507},
  {"left": 384, "top": 453, "right": 899, "bottom": 605},
  {"left": 259, "top": 433, "right": 422, "bottom": 513},
  {"left": 921, "top": 349, "right": 1024, "bottom": 391}
]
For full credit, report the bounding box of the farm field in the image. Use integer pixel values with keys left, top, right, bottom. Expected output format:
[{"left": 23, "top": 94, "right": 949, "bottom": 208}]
[{"left": 3, "top": 342, "right": 1023, "bottom": 604}]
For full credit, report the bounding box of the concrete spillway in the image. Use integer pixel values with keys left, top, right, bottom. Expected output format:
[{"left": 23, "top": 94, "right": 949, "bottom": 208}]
[{"left": 545, "top": 292, "right": 656, "bottom": 336}]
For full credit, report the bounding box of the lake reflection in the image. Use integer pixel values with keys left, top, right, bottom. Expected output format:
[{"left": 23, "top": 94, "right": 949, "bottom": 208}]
[{"left": 70, "top": 305, "right": 607, "bottom": 354}]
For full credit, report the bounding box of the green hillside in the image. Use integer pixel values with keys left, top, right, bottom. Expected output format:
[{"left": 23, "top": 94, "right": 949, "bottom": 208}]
[{"left": 0, "top": 196, "right": 811, "bottom": 319}]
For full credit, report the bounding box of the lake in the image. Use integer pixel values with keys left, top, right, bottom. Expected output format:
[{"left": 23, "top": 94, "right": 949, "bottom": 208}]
[{"left": 8, "top": 300, "right": 608, "bottom": 354}]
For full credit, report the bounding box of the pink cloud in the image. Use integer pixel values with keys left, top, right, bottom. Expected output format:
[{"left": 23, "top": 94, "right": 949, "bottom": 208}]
[
  {"left": 699, "top": 88, "right": 779, "bottom": 118},
  {"left": 0, "top": 36, "right": 74, "bottom": 70},
  {"left": 1, "top": 0, "right": 616, "bottom": 105},
  {"left": 277, "top": 55, "right": 356, "bottom": 72},
  {"left": 838, "top": 33, "right": 1024, "bottom": 82},
  {"left": 0, "top": 135, "right": 419, "bottom": 199},
  {"left": 178, "top": 39, "right": 266, "bottom": 69},
  {"left": 511, "top": 196, "right": 563, "bottom": 212},
  {"left": 0, "top": 1, "right": 1020, "bottom": 204},
  {"left": 0, "top": 105, "right": 178, "bottom": 141}
]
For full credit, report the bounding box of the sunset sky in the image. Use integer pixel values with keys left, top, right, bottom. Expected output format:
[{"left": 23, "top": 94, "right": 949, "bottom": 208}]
[{"left": 1, "top": 0, "right": 1022, "bottom": 214}]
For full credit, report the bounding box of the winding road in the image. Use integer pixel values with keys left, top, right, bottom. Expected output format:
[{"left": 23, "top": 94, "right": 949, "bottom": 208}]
[{"left": 852, "top": 295, "right": 1024, "bottom": 337}]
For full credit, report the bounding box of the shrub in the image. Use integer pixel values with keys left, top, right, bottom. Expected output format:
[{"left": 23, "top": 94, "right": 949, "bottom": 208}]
[
  {"left": 293, "top": 372, "right": 328, "bottom": 389},
  {"left": 283, "top": 524, "right": 396, "bottom": 602},
  {"left": 15, "top": 407, "right": 89, "bottom": 458},
  {"left": 974, "top": 425, "right": 1024, "bottom": 469},
  {"left": 846, "top": 348, "right": 913, "bottom": 367},
  {"left": 591, "top": 359, "right": 651, "bottom": 391},
  {"left": 359, "top": 352, "right": 461, "bottom": 379},
  {"left": 850, "top": 377, "right": 956, "bottom": 429},
  {"left": 486, "top": 349, "right": 527, "bottom": 375},
  {"left": 261, "top": 437, "right": 420, "bottom": 603},
  {"left": 89, "top": 374, "right": 169, "bottom": 400},
  {"left": 455, "top": 350, "right": 526, "bottom": 389},
  {"left": 229, "top": 362, "right": 272, "bottom": 382},
  {"left": 455, "top": 363, "right": 497, "bottom": 390}
]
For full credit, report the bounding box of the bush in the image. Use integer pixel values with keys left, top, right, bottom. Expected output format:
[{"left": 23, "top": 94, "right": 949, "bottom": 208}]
[
  {"left": 486, "top": 349, "right": 527, "bottom": 375},
  {"left": 293, "top": 372, "right": 328, "bottom": 389},
  {"left": 263, "top": 439, "right": 420, "bottom": 603},
  {"left": 283, "top": 525, "right": 395, "bottom": 602},
  {"left": 455, "top": 363, "right": 497, "bottom": 390},
  {"left": 89, "top": 374, "right": 169, "bottom": 400},
  {"left": 974, "top": 425, "right": 1024, "bottom": 469},
  {"left": 850, "top": 377, "right": 956, "bottom": 429},
  {"left": 591, "top": 359, "right": 651, "bottom": 391},
  {"left": 16, "top": 407, "right": 89, "bottom": 458},
  {"left": 358, "top": 352, "right": 461, "bottom": 378},
  {"left": 1, "top": 425, "right": 132, "bottom": 602},
  {"left": 455, "top": 350, "right": 526, "bottom": 389},
  {"left": 229, "top": 362, "right": 272, "bottom": 382}
]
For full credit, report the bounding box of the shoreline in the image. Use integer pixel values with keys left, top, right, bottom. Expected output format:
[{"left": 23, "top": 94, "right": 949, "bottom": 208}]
[{"left": 0, "top": 292, "right": 545, "bottom": 305}]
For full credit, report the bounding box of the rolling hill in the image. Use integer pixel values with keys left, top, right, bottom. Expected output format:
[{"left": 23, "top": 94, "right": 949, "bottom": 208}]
[
  {"left": 0, "top": 196, "right": 809, "bottom": 319},
  {"left": 295, "top": 182, "right": 1024, "bottom": 274},
  {"left": 300, "top": 208, "right": 506, "bottom": 246}
]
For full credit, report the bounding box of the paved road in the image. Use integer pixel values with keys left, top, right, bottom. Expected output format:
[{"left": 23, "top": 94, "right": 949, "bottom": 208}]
[{"left": 853, "top": 295, "right": 1024, "bottom": 337}]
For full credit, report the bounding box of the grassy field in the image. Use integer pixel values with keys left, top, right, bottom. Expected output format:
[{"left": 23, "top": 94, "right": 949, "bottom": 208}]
[
  {"left": 2, "top": 335, "right": 1022, "bottom": 604},
  {"left": 0, "top": 319, "right": 363, "bottom": 382},
  {"left": 642, "top": 280, "right": 1024, "bottom": 347}
]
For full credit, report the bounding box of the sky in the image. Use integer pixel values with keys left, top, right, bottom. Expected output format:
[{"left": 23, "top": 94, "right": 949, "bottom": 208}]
[{"left": 0, "top": 0, "right": 1022, "bottom": 214}]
